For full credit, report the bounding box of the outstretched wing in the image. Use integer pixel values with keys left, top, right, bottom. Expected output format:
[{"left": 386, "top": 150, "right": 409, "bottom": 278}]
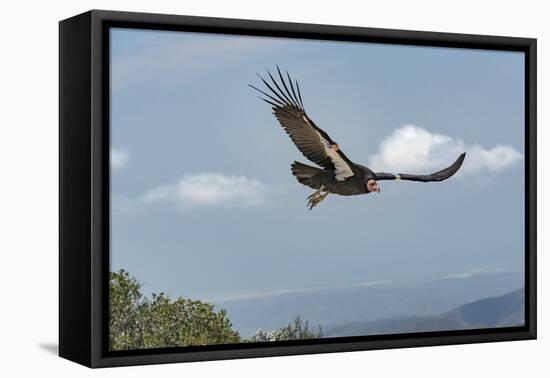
[
  {"left": 374, "top": 153, "right": 466, "bottom": 182},
  {"left": 250, "top": 67, "right": 356, "bottom": 181}
]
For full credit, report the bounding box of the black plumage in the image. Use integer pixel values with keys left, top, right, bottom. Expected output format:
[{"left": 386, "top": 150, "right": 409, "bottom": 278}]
[{"left": 250, "top": 67, "right": 466, "bottom": 209}]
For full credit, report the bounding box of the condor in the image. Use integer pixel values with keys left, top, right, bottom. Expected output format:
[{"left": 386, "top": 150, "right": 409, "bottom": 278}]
[{"left": 250, "top": 67, "right": 466, "bottom": 210}]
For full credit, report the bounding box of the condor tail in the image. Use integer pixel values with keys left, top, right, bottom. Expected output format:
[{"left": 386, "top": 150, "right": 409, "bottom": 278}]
[{"left": 291, "top": 161, "right": 323, "bottom": 189}]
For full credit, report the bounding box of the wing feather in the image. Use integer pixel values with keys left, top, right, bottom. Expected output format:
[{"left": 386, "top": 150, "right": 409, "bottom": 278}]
[
  {"left": 251, "top": 69, "right": 356, "bottom": 181},
  {"left": 375, "top": 153, "right": 466, "bottom": 182}
]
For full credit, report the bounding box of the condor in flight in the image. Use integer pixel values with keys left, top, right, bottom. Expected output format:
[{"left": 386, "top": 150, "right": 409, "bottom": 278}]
[{"left": 250, "top": 67, "right": 466, "bottom": 210}]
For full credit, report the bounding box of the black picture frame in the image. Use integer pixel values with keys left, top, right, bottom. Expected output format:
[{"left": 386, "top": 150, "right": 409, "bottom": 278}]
[{"left": 59, "top": 9, "right": 537, "bottom": 368}]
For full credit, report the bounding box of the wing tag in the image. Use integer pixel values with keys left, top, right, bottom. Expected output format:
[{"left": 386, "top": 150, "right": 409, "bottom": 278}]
[{"left": 315, "top": 131, "right": 354, "bottom": 181}]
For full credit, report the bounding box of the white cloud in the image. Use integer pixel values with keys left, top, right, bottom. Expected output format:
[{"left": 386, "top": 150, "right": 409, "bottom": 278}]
[
  {"left": 208, "top": 279, "right": 392, "bottom": 303},
  {"left": 142, "top": 173, "right": 266, "bottom": 208},
  {"left": 112, "top": 195, "right": 140, "bottom": 213},
  {"left": 110, "top": 148, "right": 130, "bottom": 170},
  {"left": 357, "top": 279, "right": 393, "bottom": 287},
  {"left": 443, "top": 268, "right": 507, "bottom": 280},
  {"left": 368, "top": 125, "right": 522, "bottom": 176}
]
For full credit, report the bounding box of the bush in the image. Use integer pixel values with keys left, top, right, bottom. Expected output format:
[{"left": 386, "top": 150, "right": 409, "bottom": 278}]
[
  {"left": 109, "top": 270, "right": 240, "bottom": 350},
  {"left": 109, "top": 270, "right": 322, "bottom": 350}
]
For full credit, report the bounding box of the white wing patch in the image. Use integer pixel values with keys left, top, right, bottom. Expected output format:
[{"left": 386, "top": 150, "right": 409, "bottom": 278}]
[
  {"left": 301, "top": 115, "right": 354, "bottom": 182},
  {"left": 316, "top": 131, "right": 354, "bottom": 181}
]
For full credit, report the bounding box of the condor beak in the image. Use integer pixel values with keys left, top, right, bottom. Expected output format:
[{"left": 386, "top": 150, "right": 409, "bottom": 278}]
[{"left": 377, "top": 188, "right": 381, "bottom": 194}]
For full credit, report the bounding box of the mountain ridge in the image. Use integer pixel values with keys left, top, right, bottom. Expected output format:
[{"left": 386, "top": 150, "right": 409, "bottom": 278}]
[{"left": 326, "top": 288, "right": 524, "bottom": 337}]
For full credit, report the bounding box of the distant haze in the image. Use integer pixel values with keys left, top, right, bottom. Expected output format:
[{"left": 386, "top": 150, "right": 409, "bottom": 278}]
[{"left": 214, "top": 270, "right": 523, "bottom": 336}]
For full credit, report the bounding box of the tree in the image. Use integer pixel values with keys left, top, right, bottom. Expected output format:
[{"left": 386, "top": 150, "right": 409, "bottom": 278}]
[
  {"left": 140, "top": 293, "right": 240, "bottom": 348},
  {"left": 109, "top": 270, "right": 146, "bottom": 350},
  {"left": 109, "top": 270, "right": 240, "bottom": 350}
]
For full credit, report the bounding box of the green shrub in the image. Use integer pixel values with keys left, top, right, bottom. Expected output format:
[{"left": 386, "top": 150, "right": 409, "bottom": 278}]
[{"left": 109, "top": 270, "right": 239, "bottom": 350}]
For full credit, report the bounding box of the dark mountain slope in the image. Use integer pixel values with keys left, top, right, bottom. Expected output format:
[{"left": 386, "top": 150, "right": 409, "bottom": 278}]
[
  {"left": 444, "top": 288, "right": 524, "bottom": 327},
  {"left": 326, "top": 288, "right": 524, "bottom": 337}
]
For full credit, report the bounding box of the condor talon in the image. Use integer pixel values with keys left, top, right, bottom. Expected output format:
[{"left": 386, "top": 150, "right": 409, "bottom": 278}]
[{"left": 306, "top": 189, "right": 329, "bottom": 210}]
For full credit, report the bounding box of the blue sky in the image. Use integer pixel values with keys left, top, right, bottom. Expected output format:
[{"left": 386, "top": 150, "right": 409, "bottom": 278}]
[{"left": 109, "top": 28, "right": 525, "bottom": 303}]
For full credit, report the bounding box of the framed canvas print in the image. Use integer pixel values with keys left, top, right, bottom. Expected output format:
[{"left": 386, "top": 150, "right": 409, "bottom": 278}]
[{"left": 59, "top": 10, "right": 537, "bottom": 368}]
